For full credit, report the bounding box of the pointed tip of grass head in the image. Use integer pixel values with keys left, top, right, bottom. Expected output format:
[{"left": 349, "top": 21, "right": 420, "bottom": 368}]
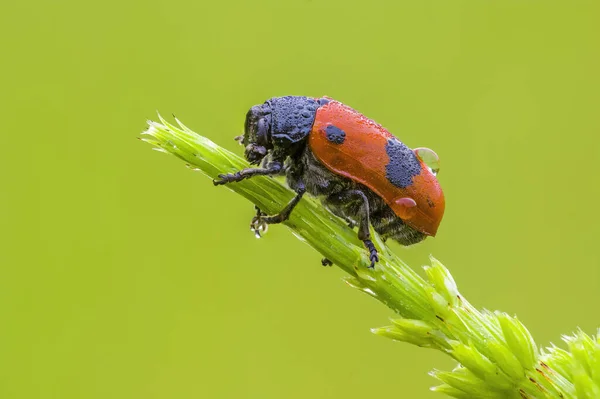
[
  {"left": 141, "top": 122, "right": 156, "bottom": 136},
  {"left": 495, "top": 312, "right": 538, "bottom": 370},
  {"left": 424, "top": 256, "right": 460, "bottom": 307},
  {"left": 424, "top": 285, "right": 452, "bottom": 321},
  {"left": 174, "top": 115, "right": 194, "bottom": 133},
  {"left": 563, "top": 328, "right": 600, "bottom": 389},
  {"left": 486, "top": 339, "right": 526, "bottom": 381},
  {"left": 371, "top": 325, "right": 434, "bottom": 347},
  {"left": 430, "top": 367, "right": 505, "bottom": 398},
  {"left": 391, "top": 318, "right": 434, "bottom": 335},
  {"left": 430, "top": 384, "right": 474, "bottom": 399},
  {"left": 342, "top": 276, "right": 366, "bottom": 290},
  {"left": 447, "top": 340, "right": 513, "bottom": 390},
  {"left": 157, "top": 112, "right": 172, "bottom": 128},
  {"left": 342, "top": 276, "right": 379, "bottom": 298}
]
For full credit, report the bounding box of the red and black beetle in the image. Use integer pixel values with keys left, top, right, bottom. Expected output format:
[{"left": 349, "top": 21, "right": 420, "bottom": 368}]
[{"left": 214, "top": 96, "right": 445, "bottom": 267}]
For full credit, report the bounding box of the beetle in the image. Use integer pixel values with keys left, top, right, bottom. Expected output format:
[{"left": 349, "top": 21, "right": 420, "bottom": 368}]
[{"left": 213, "top": 96, "right": 445, "bottom": 268}]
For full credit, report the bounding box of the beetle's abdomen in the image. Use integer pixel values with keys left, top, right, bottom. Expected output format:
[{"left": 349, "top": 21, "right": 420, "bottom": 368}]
[{"left": 289, "top": 146, "right": 427, "bottom": 246}]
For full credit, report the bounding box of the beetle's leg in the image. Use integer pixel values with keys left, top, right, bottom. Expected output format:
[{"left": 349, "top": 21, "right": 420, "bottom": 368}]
[
  {"left": 261, "top": 180, "right": 305, "bottom": 224},
  {"left": 321, "top": 258, "right": 333, "bottom": 267},
  {"left": 250, "top": 180, "right": 306, "bottom": 237},
  {"left": 325, "top": 190, "right": 379, "bottom": 268},
  {"left": 213, "top": 161, "right": 282, "bottom": 186}
]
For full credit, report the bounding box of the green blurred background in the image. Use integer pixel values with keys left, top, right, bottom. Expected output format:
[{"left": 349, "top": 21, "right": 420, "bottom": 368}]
[{"left": 1, "top": 1, "right": 599, "bottom": 398}]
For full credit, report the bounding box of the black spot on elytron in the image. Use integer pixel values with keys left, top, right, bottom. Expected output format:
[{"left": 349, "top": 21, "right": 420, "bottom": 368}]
[
  {"left": 318, "top": 98, "right": 330, "bottom": 106},
  {"left": 385, "top": 138, "right": 421, "bottom": 188},
  {"left": 325, "top": 125, "right": 346, "bottom": 144}
]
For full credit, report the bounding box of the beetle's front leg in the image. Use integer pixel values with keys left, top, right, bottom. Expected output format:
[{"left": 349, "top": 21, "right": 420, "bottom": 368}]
[{"left": 213, "top": 161, "right": 282, "bottom": 186}]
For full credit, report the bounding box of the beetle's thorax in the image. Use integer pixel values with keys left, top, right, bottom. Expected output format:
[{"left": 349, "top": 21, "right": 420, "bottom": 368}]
[{"left": 242, "top": 96, "right": 322, "bottom": 165}]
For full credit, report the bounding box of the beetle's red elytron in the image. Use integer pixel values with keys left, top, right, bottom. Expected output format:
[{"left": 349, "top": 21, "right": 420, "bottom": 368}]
[{"left": 214, "top": 96, "right": 445, "bottom": 267}]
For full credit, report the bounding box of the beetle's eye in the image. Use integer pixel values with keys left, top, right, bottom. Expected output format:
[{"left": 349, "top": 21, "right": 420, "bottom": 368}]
[
  {"left": 256, "top": 118, "right": 268, "bottom": 145},
  {"left": 414, "top": 147, "right": 440, "bottom": 176}
]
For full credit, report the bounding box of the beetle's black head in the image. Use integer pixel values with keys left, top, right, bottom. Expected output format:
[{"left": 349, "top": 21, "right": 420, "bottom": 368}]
[{"left": 241, "top": 103, "right": 272, "bottom": 165}]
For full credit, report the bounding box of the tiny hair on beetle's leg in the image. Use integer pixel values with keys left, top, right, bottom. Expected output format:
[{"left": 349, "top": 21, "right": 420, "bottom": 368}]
[{"left": 213, "top": 161, "right": 282, "bottom": 186}]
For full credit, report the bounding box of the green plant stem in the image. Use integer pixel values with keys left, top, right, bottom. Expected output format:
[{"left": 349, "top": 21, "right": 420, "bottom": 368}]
[{"left": 141, "top": 115, "right": 599, "bottom": 399}]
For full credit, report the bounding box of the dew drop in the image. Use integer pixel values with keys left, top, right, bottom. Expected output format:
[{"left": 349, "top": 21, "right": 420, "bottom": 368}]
[
  {"left": 394, "top": 197, "right": 417, "bottom": 219},
  {"left": 251, "top": 222, "right": 268, "bottom": 239},
  {"left": 414, "top": 147, "right": 440, "bottom": 176}
]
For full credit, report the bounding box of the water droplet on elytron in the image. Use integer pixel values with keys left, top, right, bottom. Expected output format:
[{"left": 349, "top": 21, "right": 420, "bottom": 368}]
[
  {"left": 394, "top": 197, "right": 417, "bottom": 219},
  {"left": 414, "top": 147, "right": 440, "bottom": 176}
]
